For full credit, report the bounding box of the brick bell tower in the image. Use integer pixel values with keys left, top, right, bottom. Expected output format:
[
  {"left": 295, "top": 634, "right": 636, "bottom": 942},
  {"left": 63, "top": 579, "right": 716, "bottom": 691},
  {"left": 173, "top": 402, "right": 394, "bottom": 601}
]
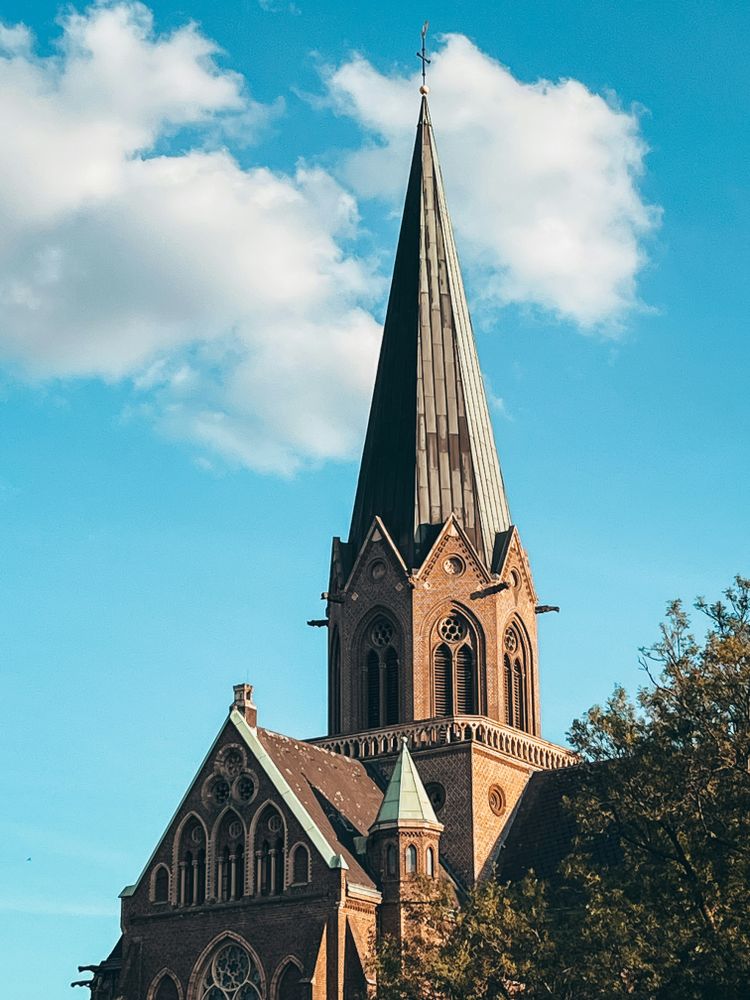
[{"left": 312, "top": 94, "right": 575, "bottom": 886}]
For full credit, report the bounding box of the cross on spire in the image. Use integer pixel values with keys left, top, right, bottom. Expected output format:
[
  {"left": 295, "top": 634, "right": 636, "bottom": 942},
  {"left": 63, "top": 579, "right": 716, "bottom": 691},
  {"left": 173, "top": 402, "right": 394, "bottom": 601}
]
[{"left": 417, "top": 20, "right": 431, "bottom": 90}]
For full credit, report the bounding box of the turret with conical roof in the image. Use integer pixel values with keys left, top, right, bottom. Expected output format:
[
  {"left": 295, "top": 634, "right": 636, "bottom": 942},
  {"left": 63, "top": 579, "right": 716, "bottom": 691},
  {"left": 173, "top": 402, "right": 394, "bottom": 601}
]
[{"left": 367, "top": 737, "right": 443, "bottom": 942}]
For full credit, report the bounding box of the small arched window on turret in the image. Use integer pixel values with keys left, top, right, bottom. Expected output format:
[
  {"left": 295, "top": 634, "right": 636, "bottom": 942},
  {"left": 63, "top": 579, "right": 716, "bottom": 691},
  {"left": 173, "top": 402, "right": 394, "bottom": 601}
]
[
  {"left": 503, "top": 621, "right": 530, "bottom": 733},
  {"left": 362, "top": 615, "right": 400, "bottom": 728},
  {"left": 426, "top": 846, "right": 435, "bottom": 878},
  {"left": 405, "top": 844, "right": 417, "bottom": 874},
  {"left": 432, "top": 611, "right": 479, "bottom": 716}
]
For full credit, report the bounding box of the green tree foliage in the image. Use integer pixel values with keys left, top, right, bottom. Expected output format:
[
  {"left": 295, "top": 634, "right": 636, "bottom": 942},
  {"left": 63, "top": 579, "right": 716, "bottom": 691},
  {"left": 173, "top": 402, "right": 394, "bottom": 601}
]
[{"left": 376, "top": 577, "right": 750, "bottom": 999}]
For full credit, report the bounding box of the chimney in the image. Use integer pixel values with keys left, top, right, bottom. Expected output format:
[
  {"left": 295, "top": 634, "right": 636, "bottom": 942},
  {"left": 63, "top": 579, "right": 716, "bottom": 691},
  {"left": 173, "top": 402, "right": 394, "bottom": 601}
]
[{"left": 232, "top": 683, "right": 257, "bottom": 727}]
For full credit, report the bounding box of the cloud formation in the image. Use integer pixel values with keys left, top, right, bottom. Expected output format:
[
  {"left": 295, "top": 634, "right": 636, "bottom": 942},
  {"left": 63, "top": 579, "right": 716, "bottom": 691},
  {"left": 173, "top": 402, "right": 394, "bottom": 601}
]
[
  {"left": 0, "top": 10, "right": 659, "bottom": 473},
  {"left": 0, "top": 3, "right": 380, "bottom": 473},
  {"left": 326, "top": 34, "right": 659, "bottom": 329}
]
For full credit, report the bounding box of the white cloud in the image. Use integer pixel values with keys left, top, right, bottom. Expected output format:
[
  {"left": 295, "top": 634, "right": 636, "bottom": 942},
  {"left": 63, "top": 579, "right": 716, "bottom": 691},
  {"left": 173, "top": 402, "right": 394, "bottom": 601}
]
[
  {"left": 326, "top": 34, "right": 660, "bottom": 329},
  {"left": 0, "top": 3, "right": 380, "bottom": 473}
]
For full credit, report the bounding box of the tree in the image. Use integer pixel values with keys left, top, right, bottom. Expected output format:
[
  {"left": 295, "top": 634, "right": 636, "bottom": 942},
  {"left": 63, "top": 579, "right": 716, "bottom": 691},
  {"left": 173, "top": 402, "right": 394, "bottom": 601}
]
[{"left": 376, "top": 577, "right": 750, "bottom": 999}]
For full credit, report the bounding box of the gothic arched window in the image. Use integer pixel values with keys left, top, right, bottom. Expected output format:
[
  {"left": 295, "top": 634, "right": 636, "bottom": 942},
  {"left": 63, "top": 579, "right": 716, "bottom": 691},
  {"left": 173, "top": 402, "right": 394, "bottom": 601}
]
[
  {"left": 177, "top": 818, "right": 206, "bottom": 907},
  {"left": 198, "top": 942, "right": 262, "bottom": 1000},
  {"left": 291, "top": 844, "right": 310, "bottom": 885},
  {"left": 405, "top": 844, "right": 417, "bottom": 874},
  {"left": 276, "top": 960, "right": 304, "bottom": 1000},
  {"left": 432, "top": 611, "right": 479, "bottom": 716},
  {"left": 254, "top": 805, "right": 285, "bottom": 896},
  {"left": 426, "top": 846, "right": 435, "bottom": 878},
  {"left": 362, "top": 615, "right": 400, "bottom": 728},
  {"left": 153, "top": 973, "right": 180, "bottom": 1000},
  {"left": 214, "top": 810, "right": 246, "bottom": 902},
  {"left": 152, "top": 865, "right": 169, "bottom": 904},
  {"left": 386, "top": 843, "right": 397, "bottom": 876},
  {"left": 329, "top": 628, "right": 341, "bottom": 734},
  {"left": 503, "top": 622, "right": 530, "bottom": 733}
]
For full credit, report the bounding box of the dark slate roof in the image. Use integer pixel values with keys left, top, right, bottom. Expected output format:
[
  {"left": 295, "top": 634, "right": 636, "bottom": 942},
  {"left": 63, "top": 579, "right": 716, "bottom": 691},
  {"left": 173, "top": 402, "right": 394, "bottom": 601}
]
[
  {"left": 348, "top": 97, "right": 511, "bottom": 570},
  {"left": 259, "top": 729, "right": 384, "bottom": 888},
  {"left": 497, "top": 764, "right": 622, "bottom": 882}
]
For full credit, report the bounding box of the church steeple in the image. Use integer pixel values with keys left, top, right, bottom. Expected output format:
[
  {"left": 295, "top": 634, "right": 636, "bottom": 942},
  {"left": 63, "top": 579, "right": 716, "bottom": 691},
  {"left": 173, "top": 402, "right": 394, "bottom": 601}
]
[
  {"left": 327, "top": 93, "right": 541, "bottom": 749},
  {"left": 348, "top": 97, "right": 511, "bottom": 570}
]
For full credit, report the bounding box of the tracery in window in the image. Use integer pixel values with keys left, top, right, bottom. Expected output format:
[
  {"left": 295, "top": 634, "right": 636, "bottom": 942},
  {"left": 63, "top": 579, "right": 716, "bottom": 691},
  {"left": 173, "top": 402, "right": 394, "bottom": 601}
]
[
  {"left": 214, "top": 810, "right": 246, "bottom": 902},
  {"left": 177, "top": 818, "right": 206, "bottom": 906},
  {"left": 199, "top": 943, "right": 262, "bottom": 1000},
  {"left": 503, "top": 621, "right": 530, "bottom": 733},
  {"left": 254, "top": 805, "right": 285, "bottom": 896},
  {"left": 432, "top": 611, "right": 479, "bottom": 716},
  {"left": 362, "top": 614, "right": 400, "bottom": 728}
]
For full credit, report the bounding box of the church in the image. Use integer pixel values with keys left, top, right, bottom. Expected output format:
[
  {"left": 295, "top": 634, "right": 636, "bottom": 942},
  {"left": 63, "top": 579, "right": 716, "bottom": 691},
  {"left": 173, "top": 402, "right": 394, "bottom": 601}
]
[{"left": 76, "top": 91, "right": 578, "bottom": 1000}]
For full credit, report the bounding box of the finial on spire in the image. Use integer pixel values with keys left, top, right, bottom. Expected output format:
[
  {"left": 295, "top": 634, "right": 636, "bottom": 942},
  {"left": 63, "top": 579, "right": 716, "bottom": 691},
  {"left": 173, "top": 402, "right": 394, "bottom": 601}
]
[{"left": 417, "top": 20, "right": 431, "bottom": 94}]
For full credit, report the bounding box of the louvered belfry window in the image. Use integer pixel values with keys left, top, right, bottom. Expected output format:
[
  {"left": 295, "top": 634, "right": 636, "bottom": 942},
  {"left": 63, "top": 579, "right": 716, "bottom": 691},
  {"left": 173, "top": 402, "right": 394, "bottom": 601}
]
[
  {"left": 363, "top": 615, "right": 400, "bottom": 728},
  {"left": 432, "top": 611, "right": 478, "bottom": 716},
  {"left": 503, "top": 622, "right": 529, "bottom": 732}
]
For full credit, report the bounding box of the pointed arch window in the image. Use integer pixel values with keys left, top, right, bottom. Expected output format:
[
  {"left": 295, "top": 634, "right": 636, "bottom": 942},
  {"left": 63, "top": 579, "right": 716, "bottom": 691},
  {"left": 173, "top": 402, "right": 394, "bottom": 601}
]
[
  {"left": 426, "top": 846, "right": 435, "bottom": 878},
  {"left": 329, "top": 628, "right": 341, "bottom": 734},
  {"left": 362, "top": 615, "right": 400, "bottom": 728},
  {"left": 503, "top": 622, "right": 530, "bottom": 733},
  {"left": 405, "top": 844, "right": 417, "bottom": 874},
  {"left": 153, "top": 974, "right": 180, "bottom": 1000},
  {"left": 291, "top": 843, "right": 310, "bottom": 885},
  {"left": 432, "top": 612, "right": 479, "bottom": 716},
  {"left": 177, "top": 819, "right": 206, "bottom": 907},
  {"left": 198, "top": 942, "right": 262, "bottom": 1000},
  {"left": 254, "top": 805, "right": 285, "bottom": 896},
  {"left": 214, "top": 811, "right": 246, "bottom": 902},
  {"left": 277, "top": 960, "right": 304, "bottom": 1000}
]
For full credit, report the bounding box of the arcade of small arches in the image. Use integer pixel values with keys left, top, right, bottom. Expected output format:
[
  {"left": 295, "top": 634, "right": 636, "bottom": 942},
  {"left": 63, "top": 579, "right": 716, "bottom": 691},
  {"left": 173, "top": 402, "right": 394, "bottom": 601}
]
[
  {"left": 383, "top": 840, "right": 436, "bottom": 879},
  {"left": 150, "top": 804, "right": 312, "bottom": 909},
  {"left": 149, "top": 940, "right": 305, "bottom": 1000}
]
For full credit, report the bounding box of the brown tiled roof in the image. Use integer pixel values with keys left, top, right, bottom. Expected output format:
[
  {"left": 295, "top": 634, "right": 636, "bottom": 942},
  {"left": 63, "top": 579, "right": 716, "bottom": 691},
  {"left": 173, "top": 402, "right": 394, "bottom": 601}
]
[{"left": 258, "top": 728, "right": 384, "bottom": 888}]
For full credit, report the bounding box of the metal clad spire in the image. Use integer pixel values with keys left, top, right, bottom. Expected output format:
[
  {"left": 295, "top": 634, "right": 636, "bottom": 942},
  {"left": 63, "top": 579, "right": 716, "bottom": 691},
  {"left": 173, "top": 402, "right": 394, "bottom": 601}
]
[{"left": 348, "top": 95, "right": 511, "bottom": 569}]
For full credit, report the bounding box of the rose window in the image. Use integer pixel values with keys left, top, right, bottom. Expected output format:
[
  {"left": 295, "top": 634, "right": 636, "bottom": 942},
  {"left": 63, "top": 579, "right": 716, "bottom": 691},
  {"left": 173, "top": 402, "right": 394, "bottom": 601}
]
[
  {"left": 200, "top": 943, "right": 262, "bottom": 1000},
  {"left": 504, "top": 627, "right": 519, "bottom": 653},
  {"left": 236, "top": 775, "right": 255, "bottom": 803},
  {"left": 442, "top": 556, "right": 464, "bottom": 576},
  {"left": 370, "top": 618, "right": 394, "bottom": 647},
  {"left": 438, "top": 614, "right": 467, "bottom": 643},
  {"left": 221, "top": 748, "right": 244, "bottom": 779},
  {"left": 213, "top": 779, "right": 231, "bottom": 807}
]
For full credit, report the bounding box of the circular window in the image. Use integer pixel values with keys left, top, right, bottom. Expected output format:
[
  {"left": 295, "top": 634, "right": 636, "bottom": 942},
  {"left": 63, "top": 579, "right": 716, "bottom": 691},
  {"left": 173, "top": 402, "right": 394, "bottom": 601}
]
[
  {"left": 488, "top": 784, "right": 505, "bottom": 816},
  {"left": 213, "top": 779, "right": 231, "bottom": 807},
  {"left": 190, "top": 824, "right": 204, "bottom": 845},
  {"left": 510, "top": 569, "right": 521, "bottom": 590},
  {"left": 371, "top": 617, "right": 394, "bottom": 647},
  {"left": 443, "top": 556, "right": 465, "bottom": 577},
  {"left": 268, "top": 814, "right": 282, "bottom": 834},
  {"left": 228, "top": 819, "right": 243, "bottom": 840},
  {"left": 425, "top": 782, "right": 446, "bottom": 813},
  {"left": 235, "top": 774, "right": 256, "bottom": 803},
  {"left": 370, "top": 560, "right": 387, "bottom": 581},
  {"left": 220, "top": 746, "right": 245, "bottom": 779},
  {"left": 439, "top": 614, "right": 467, "bottom": 643},
  {"left": 504, "top": 626, "right": 519, "bottom": 653}
]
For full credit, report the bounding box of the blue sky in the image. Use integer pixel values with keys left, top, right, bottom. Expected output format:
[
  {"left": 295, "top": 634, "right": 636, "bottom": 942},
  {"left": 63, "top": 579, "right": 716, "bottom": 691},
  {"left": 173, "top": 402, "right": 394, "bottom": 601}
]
[{"left": 0, "top": 1, "right": 748, "bottom": 996}]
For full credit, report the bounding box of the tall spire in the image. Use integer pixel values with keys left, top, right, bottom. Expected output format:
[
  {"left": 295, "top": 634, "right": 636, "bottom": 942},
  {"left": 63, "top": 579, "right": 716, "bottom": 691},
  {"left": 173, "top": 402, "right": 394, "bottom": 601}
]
[{"left": 349, "top": 97, "right": 511, "bottom": 569}]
